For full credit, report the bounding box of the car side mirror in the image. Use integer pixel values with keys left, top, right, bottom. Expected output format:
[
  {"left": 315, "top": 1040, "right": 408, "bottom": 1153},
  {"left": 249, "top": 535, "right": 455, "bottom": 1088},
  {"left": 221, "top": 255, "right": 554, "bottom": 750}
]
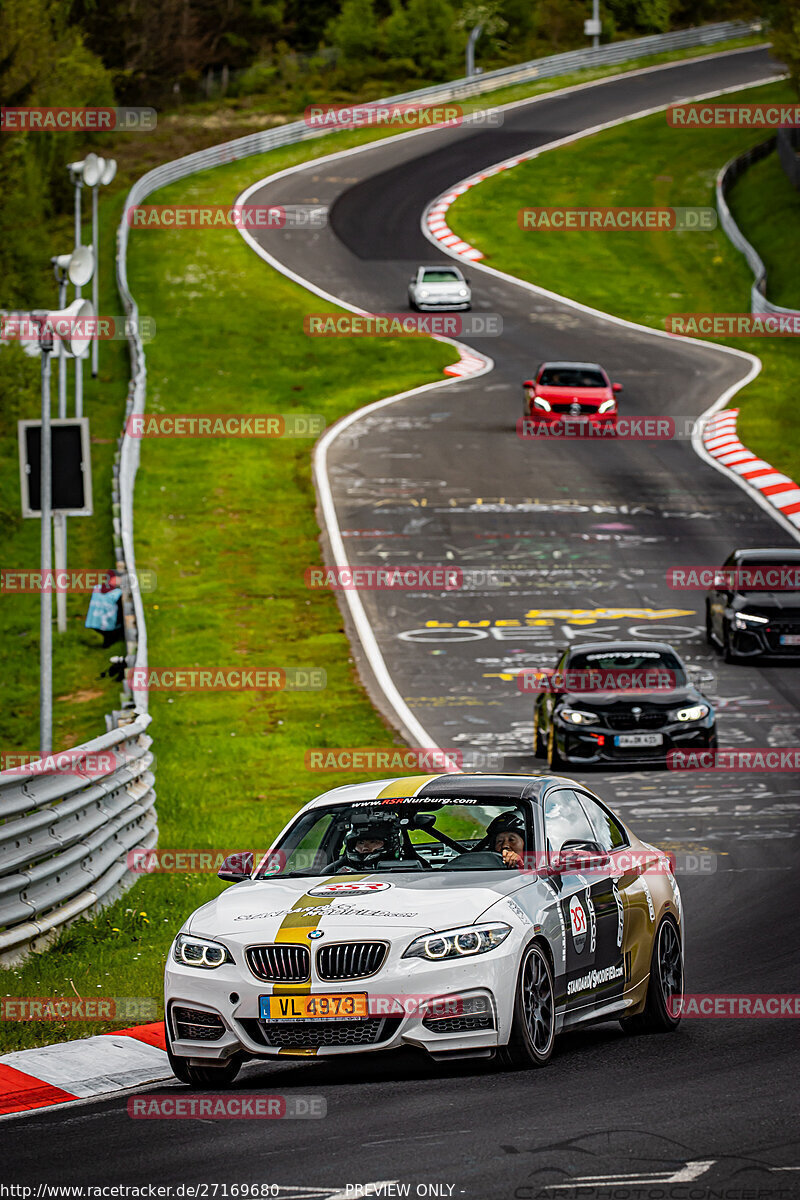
[
  {"left": 218, "top": 851, "right": 253, "bottom": 882},
  {"left": 523, "top": 380, "right": 535, "bottom": 388},
  {"left": 552, "top": 840, "right": 609, "bottom": 874},
  {"left": 612, "top": 382, "right": 623, "bottom": 393}
]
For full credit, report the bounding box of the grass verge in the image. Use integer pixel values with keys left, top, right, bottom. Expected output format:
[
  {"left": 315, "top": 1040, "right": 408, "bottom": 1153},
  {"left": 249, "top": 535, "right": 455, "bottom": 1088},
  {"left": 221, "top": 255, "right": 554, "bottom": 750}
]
[{"left": 446, "top": 80, "right": 800, "bottom": 485}]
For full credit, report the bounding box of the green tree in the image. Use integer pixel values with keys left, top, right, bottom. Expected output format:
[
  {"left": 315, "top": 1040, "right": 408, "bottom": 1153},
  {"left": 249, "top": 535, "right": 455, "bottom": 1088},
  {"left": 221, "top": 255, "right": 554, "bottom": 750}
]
[
  {"left": 767, "top": 0, "right": 800, "bottom": 97},
  {"left": 327, "top": 0, "right": 380, "bottom": 61}
]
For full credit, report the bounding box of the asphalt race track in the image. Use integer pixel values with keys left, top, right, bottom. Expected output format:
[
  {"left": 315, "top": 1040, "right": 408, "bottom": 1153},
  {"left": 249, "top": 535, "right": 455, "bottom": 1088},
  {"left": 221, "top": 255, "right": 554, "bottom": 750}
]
[{"left": 6, "top": 47, "right": 800, "bottom": 1199}]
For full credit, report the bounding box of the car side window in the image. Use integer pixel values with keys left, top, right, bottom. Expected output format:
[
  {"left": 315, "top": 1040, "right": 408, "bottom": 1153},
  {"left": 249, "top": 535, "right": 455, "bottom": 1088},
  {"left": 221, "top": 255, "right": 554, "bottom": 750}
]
[
  {"left": 543, "top": 789, "right": 596, "bottom": 853},
  {"left": 574, "top": 792, "right": 628, "bottom": 851}
]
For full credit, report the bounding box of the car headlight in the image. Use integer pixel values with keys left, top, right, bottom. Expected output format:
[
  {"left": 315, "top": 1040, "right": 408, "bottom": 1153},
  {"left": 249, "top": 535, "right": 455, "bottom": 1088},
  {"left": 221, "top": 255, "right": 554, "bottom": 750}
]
[
  {"left": 672, "top": 703, "right": 710, "bottom": 722},
  {"left": 458, "top": 288, "right": 468, "bottom": 297},
  {"left": 419, "top": 289, "right": 429, "bottom": 298},
  {"left": 533, "top": 397, "right": 551, "bottom": 411},
  {"left": 732, "top": 612, "right": 769, "bottom": 629},
  {"left": 598, "top": 398, "right": 616, "bottom": 413},
  {"left": 560, "top": 707, "right": 598, "bottom": 725},
  {"left": 173, "top": 933, "right": 233, "bottom": 969},
  {"left": 403, "top": 923, "right": 511, "bottom": 961}
]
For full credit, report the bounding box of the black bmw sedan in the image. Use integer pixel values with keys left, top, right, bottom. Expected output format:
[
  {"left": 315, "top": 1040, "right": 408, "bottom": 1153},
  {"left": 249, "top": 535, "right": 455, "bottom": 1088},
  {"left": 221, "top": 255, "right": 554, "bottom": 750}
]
[{"left": 531, "top": 641, "right": 717, "bottom": 769}]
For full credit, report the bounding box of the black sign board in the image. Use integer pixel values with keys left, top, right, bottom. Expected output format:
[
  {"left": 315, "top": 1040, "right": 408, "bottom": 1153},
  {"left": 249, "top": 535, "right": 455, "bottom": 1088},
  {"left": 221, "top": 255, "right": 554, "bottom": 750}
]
[{"left": 18, "top": 418, "right": 93, "bottom": 517}]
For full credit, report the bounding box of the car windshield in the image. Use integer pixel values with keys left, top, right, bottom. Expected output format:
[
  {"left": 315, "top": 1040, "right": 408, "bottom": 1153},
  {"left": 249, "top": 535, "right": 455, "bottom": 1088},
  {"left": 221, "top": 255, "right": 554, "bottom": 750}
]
[
  {"left": 255, "top": 799, "right": 532, "bottom": 878},
  {"left": 567, "top": 649, "right": 686, "bottom": 684},
  {"left": 421, "top": 269, "right": 462, "bottom": 283},
  {"left": 539, "top": 368, "right": 606, "bottom": 388},
  {"left": 735, "top": 559, "right": 800, "bottom": 592}
]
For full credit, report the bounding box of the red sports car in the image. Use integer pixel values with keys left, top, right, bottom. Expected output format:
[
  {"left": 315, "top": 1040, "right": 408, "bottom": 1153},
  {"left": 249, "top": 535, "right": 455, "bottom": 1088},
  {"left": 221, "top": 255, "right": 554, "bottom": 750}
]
[{"left": 522, "top": 361, "right": 622, "bottom": 427}]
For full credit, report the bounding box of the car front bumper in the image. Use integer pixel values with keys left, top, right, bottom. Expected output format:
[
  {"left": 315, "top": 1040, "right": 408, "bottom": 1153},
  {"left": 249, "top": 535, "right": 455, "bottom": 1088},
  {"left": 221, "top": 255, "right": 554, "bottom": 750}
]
[
  {"left": 554, "top": 717, "right": 716, "bottom": 766},
  {"left": 164, "top": 936, "right": 520, "bottom": 1062}
]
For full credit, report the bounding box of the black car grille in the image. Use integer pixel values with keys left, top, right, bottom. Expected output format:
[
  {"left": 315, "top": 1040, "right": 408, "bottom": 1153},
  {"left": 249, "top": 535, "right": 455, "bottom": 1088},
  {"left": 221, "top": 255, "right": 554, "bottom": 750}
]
[
  {"left": 246, "top": 945, "right": 310, "bottom": 982},
  {"left": 604, "top": 710, "right": 669, "bottom": 731},
  {"left": 316, "top": 942, "right": 387, "bottom": 980},
  {"left": 258, "top": 1018, "right": 401, "bottom": 1048},
  {"left": 172, "top": 1006, "right": 226, "bottom": 1041},
  {"left": 764, "top": 619, "right": 800, "bottom": 651},
  {"left": 548, "top": 401, "right": 598, "bottom": 415},
  {"left": 422, "top": 1014, "right": 495, "bottom": 1033}
]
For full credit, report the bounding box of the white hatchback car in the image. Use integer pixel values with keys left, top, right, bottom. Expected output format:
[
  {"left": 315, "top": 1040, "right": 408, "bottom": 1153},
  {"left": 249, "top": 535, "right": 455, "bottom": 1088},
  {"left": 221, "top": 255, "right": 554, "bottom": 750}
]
[{"left": 408, "top": 265, "right": 471, "bottom": 311}]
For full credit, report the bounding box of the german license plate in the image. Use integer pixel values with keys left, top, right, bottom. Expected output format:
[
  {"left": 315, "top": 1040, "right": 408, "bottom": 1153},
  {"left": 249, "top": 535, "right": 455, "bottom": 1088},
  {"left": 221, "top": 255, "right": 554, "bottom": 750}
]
[
  {"left": 615, "top": 732, "right": 663, "bottom": 748},
  {"left": 780, "top": 634, "right": 800, "bottom": 645},
  {"left": 259, "top": 993, "right": 368, "bottom": 1021}
]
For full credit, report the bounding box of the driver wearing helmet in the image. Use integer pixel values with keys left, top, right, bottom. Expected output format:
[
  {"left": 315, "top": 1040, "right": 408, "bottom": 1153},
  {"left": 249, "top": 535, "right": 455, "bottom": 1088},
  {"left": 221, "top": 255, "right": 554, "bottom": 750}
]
[
  {"left": 485, "top": 812, "right": 527, "bottom": 869},
  {"left": 331, "top": 818, "right": 402, "bottom": 873}
]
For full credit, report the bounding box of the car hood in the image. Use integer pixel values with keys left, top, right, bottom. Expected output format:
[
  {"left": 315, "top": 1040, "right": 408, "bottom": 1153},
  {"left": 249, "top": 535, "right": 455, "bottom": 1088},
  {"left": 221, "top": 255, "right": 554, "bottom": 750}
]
[
  {"left": 731, "top": 593, "right": 800, "bottom": 615},
  {"left": 187, "top": 872, "right": 530, "bottom": 940},
  {"left": 416, "top": 281, "right": 467, "bottom": 293},
  {"left": 557, "top": 685, "right": 703, "bottom": 709},
  {"left": 534, "top": 385, "right": 611, "bottom": 402}
]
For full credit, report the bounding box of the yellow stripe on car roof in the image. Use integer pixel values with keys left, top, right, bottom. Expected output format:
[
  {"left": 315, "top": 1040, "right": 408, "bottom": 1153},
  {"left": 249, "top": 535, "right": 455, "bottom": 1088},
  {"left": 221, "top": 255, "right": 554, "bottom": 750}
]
[{"left": 376, "top": 774, "right": 446, "bottom": 799}]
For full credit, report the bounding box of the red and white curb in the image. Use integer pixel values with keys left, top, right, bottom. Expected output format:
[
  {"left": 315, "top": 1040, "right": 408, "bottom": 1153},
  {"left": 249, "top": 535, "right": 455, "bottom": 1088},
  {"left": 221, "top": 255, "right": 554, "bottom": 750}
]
[
  {"left": 0, "top": 1023, "right": 169, "bottom": 1116},
  {"left": 703, "top": 409, "right": 800, "bottom": 528},
  {"left": 444, "top": 347, "right": 487, "bottom": 377},
  {"left": 425, "top": 157, "right": 532, "bottom": 261}
]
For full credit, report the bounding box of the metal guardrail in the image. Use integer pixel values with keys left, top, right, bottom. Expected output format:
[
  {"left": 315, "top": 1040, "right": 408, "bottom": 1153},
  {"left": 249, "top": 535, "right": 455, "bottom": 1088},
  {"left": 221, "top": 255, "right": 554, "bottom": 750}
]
[
  {"left": 0, "top": 19, "right": 765, "bottom": 964},
  {"left": 777, "top": 127, "right": 800, "bottom": 189},
  {"left": 0, "top": 714, "right": 156, "bottom": 965},
  {"left": 716, "top": 139, "right": 800, "bottom": 318}
]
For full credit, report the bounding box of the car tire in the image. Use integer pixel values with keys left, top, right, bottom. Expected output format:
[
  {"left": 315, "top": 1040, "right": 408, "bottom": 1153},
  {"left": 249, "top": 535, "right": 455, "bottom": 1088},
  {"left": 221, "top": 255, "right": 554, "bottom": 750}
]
[
  {"left": 619, "top": 915, "right": 683, "bottom": 1035},
  {"left": 166, "top": 1028, "right": 242, "bottom": 1089},
  {"left": 547, "top": 724, "right": 562, "bottom": 770},
  {"left": 722, "top": 621, "right": 737, "bottom": 663},
  {"left": 499, "top": 942, "right": 556, "bottom": 1069}
]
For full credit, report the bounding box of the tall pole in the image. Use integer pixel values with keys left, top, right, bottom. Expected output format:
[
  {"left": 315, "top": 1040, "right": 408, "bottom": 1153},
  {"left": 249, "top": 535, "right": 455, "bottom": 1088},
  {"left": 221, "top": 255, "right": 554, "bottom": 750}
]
[
  {"left": 57, "top": 274, "right": 67, "bottom": 419},
  {"left": 91, "top": 183, "right": 99, "bottom": 378},
  {"left": 592, "top": 0, "right": 599, "bottom": 47},
  {"left": 466, "top": 24, "right": 483, "bottom": 79},
  {"left": 73, "top": 176, "right": 83, "bottom": 417},
  {"left": 39, "top": 326, "right": 54, "bottom": 755}
]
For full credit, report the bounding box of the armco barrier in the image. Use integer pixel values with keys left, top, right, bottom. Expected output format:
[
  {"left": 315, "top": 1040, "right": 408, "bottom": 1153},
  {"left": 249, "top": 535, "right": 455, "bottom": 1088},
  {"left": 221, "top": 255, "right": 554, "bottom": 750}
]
[
  {"left": 716, "top": 138, "right": 800, "bottom": 318},
  {"left": 0, "top": 20, "right": 765, "bottom": 965},
  {"left": 0, "top": 714, "right": 156, "bottom": 966},
  {"left": 777, "top": 126, "right": 800, "bottom": 189}
]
